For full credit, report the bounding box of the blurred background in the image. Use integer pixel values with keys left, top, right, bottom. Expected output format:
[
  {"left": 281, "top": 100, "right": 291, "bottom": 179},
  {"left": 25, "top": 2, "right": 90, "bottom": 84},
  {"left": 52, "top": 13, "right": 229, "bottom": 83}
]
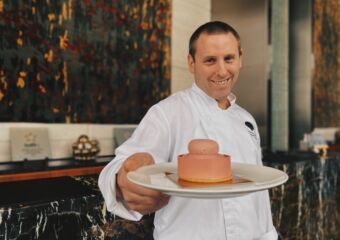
[
  {"left": 1, "top": 0, "right": 339, "bottom": 151},
  {"left": 0, "top": 1, "right": 339, "bottom": 239}
]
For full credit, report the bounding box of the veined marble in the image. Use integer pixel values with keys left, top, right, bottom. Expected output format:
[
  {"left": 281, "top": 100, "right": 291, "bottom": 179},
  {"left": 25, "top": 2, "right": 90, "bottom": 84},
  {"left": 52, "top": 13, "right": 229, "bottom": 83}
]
[
  {"left": 0, "top": 175, "right": 153, "bottom": 240},
  {"left": 268, "top": 154, "right": 340, "bottom": 240}
]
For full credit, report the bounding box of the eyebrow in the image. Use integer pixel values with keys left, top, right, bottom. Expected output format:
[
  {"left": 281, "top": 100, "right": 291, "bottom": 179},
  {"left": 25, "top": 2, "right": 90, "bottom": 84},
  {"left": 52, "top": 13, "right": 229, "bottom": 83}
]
[
  {"left": 203, "top": 56, "right": 216, "bottom": 60},
  {"left": 224, "top": 54, "right": 236, "bottom": 58},
  {"left": 202, "top": 54, "right": 236, "bottom": 60}
]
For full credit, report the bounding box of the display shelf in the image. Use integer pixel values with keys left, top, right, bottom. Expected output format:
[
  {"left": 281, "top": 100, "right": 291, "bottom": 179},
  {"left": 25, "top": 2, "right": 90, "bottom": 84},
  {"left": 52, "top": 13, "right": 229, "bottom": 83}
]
[{"left": 0, "top": 156, "right": 112, "bottom": 183}]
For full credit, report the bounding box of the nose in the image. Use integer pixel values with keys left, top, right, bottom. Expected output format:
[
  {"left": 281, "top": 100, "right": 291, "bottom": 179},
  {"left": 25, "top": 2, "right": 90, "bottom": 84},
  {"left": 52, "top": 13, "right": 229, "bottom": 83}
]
[{"left": 216, "top": 61, "right": 228, "bottom": 78}]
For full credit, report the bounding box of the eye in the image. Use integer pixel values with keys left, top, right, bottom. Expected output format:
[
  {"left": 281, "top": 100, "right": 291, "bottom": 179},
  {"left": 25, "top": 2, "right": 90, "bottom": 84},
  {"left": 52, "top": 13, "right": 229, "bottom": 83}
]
[
  {"left": 225, "top": 55, "right": 235, "bottom": 63},
  {"left": 204, "top": 57, "right": 216, "bottom": 64}
]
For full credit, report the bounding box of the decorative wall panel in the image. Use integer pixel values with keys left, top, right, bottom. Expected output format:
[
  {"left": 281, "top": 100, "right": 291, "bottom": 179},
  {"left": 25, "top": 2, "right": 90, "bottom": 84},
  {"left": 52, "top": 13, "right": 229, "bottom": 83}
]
[
  {"left": 0, "top": 0, "right": 171, "bottom": 123},
  {"left": 313, "top": 0, "right": 340, "bottom": 127}
]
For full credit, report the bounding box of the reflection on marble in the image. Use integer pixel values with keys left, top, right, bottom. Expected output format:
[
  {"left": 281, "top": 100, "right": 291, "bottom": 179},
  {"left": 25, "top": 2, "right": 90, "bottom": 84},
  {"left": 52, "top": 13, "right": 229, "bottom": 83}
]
[{"left": 267, "top": 155, "right": 340, "bottom": 239}]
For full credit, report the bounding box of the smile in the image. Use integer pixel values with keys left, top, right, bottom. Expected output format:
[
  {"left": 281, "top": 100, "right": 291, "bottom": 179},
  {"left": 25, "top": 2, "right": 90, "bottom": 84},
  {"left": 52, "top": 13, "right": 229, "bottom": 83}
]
[{"left": 211, "top": 77, "right": 231, "bottom": 85}]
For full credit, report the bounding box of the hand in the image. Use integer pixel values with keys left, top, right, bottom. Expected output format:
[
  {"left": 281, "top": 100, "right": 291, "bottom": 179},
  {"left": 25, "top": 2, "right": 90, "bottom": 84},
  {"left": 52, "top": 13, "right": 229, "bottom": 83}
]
[{"left": 117, "top": 152, "right": 170, "bottom": 215}]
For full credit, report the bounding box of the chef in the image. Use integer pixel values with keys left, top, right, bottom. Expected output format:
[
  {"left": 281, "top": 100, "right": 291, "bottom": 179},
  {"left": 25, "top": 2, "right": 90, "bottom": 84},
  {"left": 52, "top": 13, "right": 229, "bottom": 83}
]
[{"left": 99, "top": 21, "right": 278, "bottom": 240}]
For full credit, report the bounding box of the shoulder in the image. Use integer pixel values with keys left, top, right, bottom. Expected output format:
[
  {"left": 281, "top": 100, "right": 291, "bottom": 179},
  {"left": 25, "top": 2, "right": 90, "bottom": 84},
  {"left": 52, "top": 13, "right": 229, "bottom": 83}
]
[
  {"left": 148, "top": 88, "right": 198, "bottom": 128},
  {"left": 155, "top": 88, "right": 193, "bottom": 114},
  {"left": 158, "top": 88, "right": 192, "bottom": 107}
]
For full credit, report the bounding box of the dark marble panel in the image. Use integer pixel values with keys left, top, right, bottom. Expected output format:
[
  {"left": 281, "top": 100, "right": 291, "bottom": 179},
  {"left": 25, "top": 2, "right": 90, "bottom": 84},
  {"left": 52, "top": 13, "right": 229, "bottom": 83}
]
[
  {"left": 0, "top": 176, "right": 98, "bottom": 206},
  {"left": 267, "top": 156, "right": 340, "bottom": 239},
  {"left": 0, "top": 175, "right": 154, "bottom": 240}
]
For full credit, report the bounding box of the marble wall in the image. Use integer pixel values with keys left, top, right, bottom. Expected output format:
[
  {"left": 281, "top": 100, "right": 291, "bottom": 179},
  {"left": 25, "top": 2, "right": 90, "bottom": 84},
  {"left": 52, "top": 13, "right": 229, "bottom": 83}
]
[
  {"left": 0, "top": 175, "right": 154, "bottom": 240},
  {"left": 268, "top": 155, "right": 340, "bottom": 239},
  {"left": 0, "top": 0, "right": 171, "bottom": 124},
  {"left": 313, "top": 0, "right": 340, "bottom": 127}
]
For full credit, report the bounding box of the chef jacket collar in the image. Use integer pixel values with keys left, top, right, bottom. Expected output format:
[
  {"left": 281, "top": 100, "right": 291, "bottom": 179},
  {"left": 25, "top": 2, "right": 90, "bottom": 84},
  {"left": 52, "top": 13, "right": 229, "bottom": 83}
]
[{"left": 192, "top": 83, "right": 237, "bottom": 107}]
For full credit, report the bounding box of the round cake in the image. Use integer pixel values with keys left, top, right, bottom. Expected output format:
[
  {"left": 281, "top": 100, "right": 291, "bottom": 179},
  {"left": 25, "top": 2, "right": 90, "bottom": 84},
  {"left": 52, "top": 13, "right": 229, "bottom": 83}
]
[{"left": 178, "top": 139, "right": 232, "bottom": 183}]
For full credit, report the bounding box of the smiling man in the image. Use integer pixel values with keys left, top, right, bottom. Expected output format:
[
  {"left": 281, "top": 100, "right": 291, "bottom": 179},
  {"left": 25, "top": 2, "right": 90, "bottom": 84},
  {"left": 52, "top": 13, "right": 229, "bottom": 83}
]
[
  {"left": 99, "top": 21, "right": 278, "bottom": 240},
  {"left": 188, "top": 28, "right": 242, "bottom": 109}
]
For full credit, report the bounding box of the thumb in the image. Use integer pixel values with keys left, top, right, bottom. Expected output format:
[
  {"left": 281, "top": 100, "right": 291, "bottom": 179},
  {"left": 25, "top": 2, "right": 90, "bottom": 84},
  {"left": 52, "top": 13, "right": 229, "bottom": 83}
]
[{"left": 124, "top": 152, "right": 155, "bottom": 172}]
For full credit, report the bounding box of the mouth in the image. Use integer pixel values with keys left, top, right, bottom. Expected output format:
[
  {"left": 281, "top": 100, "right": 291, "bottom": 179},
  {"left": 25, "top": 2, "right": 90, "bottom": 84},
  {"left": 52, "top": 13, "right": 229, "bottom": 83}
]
[{"left": 210, "top": 77, "right": 232, "bottom": 86}]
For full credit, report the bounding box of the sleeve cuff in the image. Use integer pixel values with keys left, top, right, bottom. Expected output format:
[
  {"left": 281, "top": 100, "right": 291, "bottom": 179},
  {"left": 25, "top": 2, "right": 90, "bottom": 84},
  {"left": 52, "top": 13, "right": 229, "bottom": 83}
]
[
  {"left": 108, "top": 201, "right": 143, "bottom": 221},
  {"left": 99, "top": 157, "right": 144, "bottom": 221}
]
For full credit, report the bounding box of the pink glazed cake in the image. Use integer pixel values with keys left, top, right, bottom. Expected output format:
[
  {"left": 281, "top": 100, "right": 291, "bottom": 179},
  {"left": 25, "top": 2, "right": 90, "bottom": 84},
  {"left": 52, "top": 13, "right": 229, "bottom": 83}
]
[{"left": 178, "top": 139, "right": 232, "bottom": 183}]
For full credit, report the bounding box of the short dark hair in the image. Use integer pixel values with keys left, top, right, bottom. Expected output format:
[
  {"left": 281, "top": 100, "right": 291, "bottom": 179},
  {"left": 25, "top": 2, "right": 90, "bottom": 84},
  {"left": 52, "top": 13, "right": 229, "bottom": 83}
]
[{"left": 189, "top": 21, "right": 242, "bottom": 59}]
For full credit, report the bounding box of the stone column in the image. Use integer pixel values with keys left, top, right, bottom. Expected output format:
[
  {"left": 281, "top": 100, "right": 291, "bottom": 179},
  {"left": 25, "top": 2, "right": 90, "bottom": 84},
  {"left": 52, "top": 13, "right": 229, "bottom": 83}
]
[{"left": 271, "top": 0, "right": 289, "bottom": 151}]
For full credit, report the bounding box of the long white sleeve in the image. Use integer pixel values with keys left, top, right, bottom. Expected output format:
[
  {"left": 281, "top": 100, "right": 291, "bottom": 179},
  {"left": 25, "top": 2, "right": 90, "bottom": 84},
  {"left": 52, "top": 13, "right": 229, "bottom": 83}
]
[
  {"left": 98, "top": 105, "right": 171, "bottom": 221},
  {"left": 98, "top": 156, "right": 142, "bottom": 220}
]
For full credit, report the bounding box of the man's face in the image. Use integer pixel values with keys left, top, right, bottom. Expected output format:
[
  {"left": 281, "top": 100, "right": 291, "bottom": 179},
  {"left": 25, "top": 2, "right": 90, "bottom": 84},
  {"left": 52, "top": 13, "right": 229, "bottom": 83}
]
[{"left": 188, "top": 32, "right": 242, "bottom": 104}]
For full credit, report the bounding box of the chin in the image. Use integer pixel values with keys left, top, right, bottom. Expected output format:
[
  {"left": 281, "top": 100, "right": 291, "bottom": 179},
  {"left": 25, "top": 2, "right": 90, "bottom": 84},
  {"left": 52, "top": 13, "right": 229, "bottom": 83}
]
[{"left": 212, "top": 91, "right": 230, "bottom": 100}]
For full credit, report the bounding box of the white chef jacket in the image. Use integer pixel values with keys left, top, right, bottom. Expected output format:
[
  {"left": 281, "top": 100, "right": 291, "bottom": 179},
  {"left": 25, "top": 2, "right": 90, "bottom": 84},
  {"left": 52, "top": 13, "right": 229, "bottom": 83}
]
[{"left": 99, "top": 83, "right": 278, "bottom": 240}]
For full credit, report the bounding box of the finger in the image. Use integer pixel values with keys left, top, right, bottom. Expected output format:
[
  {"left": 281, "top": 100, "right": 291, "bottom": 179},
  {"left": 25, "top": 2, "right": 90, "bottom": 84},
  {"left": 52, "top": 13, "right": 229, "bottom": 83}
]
[
  {"left": 139, "top": 152, "right": 155, "bottom": 165},
  {"left": 122, "top": 190, "right": 158, "bottom": 206},
  {"left": 124, "top": 153, "right": 154, "bottom": 172},
  {"left": 159, "top": 194, "right": 170, "bottom": 206},
  {"left": 124, "top": 178, "right": 163, "bottom": 197},
  {"left": 157, "top": 194, "right": 170, "bottom": 209},
  {"left": 116, "top": 165, "right": 128, "bottom": 188},
  {"left": 135, "top": 195, "right": 170, "bottom": 215},
  {"left": 117, "top": 165, "right": 162, "bottom": 198},
  {"left": 121, "top": 184, "right": 169, "bottom": 204},
  {"left": 125, "top": 193, "right": 170, "bottom": 214},
  {"left": 123, "top": 194, "right": 160, "bottom": 213}
]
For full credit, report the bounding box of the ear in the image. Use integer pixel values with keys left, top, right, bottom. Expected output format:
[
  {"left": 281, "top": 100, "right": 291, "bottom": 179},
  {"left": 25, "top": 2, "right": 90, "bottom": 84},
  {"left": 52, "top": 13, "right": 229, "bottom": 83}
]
[
  {"left": 239, "top": 48, "right": 243, "bottom": 68},
  {"left": 187, "top": 54, "right": 195, "bottom": 73}
]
